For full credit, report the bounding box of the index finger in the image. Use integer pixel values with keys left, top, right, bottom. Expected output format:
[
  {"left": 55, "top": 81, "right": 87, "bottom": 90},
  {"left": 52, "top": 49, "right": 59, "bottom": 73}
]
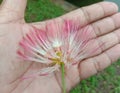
[{"left": 62, "top": 1, "right": 119, "bottom": 26}]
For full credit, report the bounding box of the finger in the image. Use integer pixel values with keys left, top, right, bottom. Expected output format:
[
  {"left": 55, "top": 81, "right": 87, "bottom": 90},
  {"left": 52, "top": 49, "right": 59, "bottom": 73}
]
[
  {"left": 78, "top": 44, "right": 120, "bottom": 79},
  {"left": 91, "top": 13, "right": 120, "bottom": 37},
  {"left": 62, "top": 1, "right": 118, "bottom": 26},
  {"left": 82, "top": 28, "right": 120, "bottom": 59},
  {"left": 1, "top": 0, "right": 27, "bottom": 18}
]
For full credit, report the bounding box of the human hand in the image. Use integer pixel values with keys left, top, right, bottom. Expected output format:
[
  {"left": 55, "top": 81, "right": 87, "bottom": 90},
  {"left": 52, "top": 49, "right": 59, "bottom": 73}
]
[{"left": 0, "top": 1, "right": 120, "bottom": 93}]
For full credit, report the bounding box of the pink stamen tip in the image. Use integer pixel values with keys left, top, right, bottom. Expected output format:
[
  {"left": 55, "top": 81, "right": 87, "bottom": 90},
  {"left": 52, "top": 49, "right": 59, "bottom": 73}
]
[
  {"left": 19, "top": 41, "right": 26, "bottom": 47},
  {"left": 21, "top": 76, "right": 34, "bottom": 80},
  {"left": 72, "top": 62, "right": 78, "bottom": 65},
  {"left": 26, "top": 34, "right": 35, "bottom": 45},
  {"left": 39, "top": 73, "right": 49, "bottom": 76},
  {"left": 17, "top": 51, "right": 27, "bottom": 58}
]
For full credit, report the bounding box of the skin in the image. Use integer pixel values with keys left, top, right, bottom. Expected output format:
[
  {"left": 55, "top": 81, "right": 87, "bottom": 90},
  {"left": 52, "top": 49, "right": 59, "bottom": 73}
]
[{"left": 0, "top": 0, "right": 120, "bottom": 93}]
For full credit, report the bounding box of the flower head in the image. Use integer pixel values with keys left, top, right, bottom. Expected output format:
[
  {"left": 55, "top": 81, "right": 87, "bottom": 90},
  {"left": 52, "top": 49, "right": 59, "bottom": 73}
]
[{"left": 17, "top": 20, "right": 94, "bottom": 78}]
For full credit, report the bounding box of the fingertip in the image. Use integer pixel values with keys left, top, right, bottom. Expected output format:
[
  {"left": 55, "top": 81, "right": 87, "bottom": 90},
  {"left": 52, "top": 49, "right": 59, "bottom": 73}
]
[
  {"left": 78, "top": 59, "right": 97, "bottom": 79},
  {"left": 99, "top": 1, "right": 119, "bottom": 15},
  {"left": 111, "top": 13, "right": 120, "bottom": 28}
]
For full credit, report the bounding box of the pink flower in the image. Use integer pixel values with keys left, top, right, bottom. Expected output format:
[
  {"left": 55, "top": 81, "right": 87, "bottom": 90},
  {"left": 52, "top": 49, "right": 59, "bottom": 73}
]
[{"left": 17, "top": 20, "right": 94, "bottom": 78}]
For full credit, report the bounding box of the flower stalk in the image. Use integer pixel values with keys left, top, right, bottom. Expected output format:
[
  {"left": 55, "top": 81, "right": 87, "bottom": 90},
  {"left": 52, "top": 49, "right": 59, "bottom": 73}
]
[{"left": 61, "top": 63, "right": 66, "bottom": 93}]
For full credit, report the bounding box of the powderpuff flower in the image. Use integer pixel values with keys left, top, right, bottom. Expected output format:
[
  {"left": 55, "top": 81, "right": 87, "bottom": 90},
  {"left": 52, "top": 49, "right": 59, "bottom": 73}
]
[{"left": 17, "top": 20, "right": 94, "bottom": 78}]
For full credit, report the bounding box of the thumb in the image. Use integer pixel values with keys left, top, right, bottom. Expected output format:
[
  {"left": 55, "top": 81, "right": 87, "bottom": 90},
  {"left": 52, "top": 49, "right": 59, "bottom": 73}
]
[{"left": 0, "top": 0, "right": 27, "bottom": 20}]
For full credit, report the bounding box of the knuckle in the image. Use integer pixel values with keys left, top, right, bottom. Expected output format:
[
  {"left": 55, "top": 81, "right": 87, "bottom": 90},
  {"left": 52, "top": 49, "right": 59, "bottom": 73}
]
[{"left": 81, "top": 7, "right": 91, "bottom": 23}]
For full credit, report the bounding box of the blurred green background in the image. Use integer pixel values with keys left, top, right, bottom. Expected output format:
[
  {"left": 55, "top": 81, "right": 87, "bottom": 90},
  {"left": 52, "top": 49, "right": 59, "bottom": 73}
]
[
  {"left": 25, "top": 0, "right": 65, "bottom": 22},
  {"left": 1, "top": 0, "right": 120, "bottom": 93},
  {"left": 66, "top": 0, "right": 103, "bottom": 7}
]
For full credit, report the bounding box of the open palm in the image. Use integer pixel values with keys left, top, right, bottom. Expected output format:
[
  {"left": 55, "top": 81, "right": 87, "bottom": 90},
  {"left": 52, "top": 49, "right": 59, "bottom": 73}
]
[{"left": 0, "top": 1, "right": 120, "bottom": 93}]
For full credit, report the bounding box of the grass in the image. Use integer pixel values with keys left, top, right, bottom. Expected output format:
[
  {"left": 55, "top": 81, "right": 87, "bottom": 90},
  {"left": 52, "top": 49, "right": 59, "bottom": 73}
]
[
  {"left": 25, "top": 0, "right": 65, "bottom": 22},
  {"left": 1, "top": 0, "right": 120, "bottom": 93}
]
